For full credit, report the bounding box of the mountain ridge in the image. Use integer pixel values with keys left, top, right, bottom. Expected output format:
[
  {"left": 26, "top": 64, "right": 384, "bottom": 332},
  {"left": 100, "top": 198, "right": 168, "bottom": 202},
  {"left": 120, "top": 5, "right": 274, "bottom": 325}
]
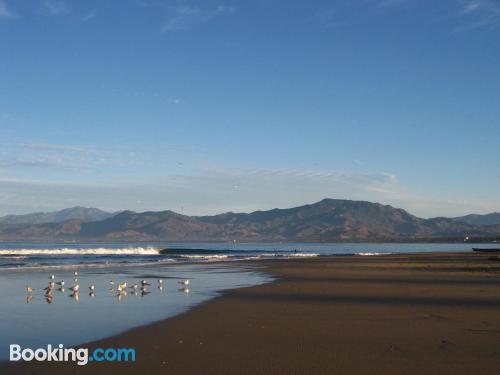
[
  {"left": 0, "top": 206, "right": 117, "bottom": 225},
  {"left": 0, "top": 199, "right": 499, "bottom": 242}
]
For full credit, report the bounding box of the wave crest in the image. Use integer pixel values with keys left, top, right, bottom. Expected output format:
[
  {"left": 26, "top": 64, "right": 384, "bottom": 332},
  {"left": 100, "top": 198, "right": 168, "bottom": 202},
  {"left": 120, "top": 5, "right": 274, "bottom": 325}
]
[{"left": 0, "top": 247, "right": 160, "bottom": 256}]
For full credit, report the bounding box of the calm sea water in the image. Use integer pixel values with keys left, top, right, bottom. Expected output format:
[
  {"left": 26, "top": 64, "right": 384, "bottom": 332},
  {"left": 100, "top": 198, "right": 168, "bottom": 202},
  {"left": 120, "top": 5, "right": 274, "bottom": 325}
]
[{"left": 0, "top": 242, "right": 496, "bottom": 361}]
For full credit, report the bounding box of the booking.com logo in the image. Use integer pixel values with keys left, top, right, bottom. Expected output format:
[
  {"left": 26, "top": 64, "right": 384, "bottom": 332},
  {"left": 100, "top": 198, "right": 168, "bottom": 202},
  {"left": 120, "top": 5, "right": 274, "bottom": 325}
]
[{"left": 10, "top": 344, "right": 136, "bottom": 366}]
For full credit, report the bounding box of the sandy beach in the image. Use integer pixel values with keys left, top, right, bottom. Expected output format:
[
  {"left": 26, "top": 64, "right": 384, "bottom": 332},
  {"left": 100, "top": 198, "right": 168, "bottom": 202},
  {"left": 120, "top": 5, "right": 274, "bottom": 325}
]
[{"left": 3, "top": 251, "right": 500, "bottom": 374}]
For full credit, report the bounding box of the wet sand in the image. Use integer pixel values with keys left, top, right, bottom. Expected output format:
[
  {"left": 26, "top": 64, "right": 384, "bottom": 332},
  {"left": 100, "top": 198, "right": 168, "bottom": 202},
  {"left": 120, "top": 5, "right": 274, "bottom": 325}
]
[{"left": 3, "top": 252, "right": 500, "bottom": 374}]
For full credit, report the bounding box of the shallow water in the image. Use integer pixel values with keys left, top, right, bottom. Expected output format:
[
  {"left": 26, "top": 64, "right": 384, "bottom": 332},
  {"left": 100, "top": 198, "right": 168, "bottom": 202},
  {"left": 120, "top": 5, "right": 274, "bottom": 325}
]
[{"left": 0, "top": 262, "right": 272, "bottom": 360}]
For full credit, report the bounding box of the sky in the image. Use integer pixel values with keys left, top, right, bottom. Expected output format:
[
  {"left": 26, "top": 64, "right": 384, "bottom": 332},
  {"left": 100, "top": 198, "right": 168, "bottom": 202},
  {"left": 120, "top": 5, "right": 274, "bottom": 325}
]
[{"left": 0, "top": 0, "right": 499, "bottom": 218}]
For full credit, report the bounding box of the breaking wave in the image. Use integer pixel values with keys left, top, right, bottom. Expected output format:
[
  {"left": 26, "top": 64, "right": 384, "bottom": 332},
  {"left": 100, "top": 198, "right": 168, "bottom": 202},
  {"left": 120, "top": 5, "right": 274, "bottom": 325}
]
[{"left": 0, "top": 247, "right": 160, "bottom": 256}]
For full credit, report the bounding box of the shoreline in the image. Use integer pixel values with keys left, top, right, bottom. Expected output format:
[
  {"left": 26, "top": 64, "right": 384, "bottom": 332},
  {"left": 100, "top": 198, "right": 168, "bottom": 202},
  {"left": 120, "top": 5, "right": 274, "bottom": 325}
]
[{"left": 3, "top": 251, "right": 500, "bottom": 374}]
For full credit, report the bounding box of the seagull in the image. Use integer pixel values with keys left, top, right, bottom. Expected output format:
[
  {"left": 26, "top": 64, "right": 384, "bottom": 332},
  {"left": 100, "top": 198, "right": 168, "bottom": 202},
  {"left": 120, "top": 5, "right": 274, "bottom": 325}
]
[
  {"left": 110, "top": 279, "right": 115, "bottom": 286},
  {"left": 158, "top": 279, "right": 163, "bottom": 285},
  {"left": 74, "top": 271, "right": 78, "bottom": 277},
  {"left": 141, "top": 280, "right": 151, "bottom": 286},
  {"left": 56, "top": 280, "right": 65, "bottom": 286},
  {"left": 178, "top": 279, "right": 190, "bottom": 286},
  {"left": 89, "top": 284, "right": 95, "bottom": 291},
  {"left": 117, "top": 282, "right": 127, "bottom": 292},
  {"left": 49, "top": 274, "right": 55, "bottom": 280},
  {"left": 129, "top": 284, "right": 139, "bottom": 290},
  {"left": 26, "top": 285, "right": 33, "bottom": 294},
  {"left": 70, "top": 284, "right": 80, "bottom": 293}
]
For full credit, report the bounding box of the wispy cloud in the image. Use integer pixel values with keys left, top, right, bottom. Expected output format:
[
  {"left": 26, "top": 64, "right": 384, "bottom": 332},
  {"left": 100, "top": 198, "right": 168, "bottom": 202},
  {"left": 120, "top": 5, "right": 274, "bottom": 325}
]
[
  {"left": 42, "top": 0, "right": 70, "bottom": 16},
  {"left": 0, "top": 165, "right": 499, "bottom": 217},
  {"left": 20, "top": 142, "right": 100, "bottom": 155},
  {"left": 162, "top": 4, "right": 235, "bottom": 32},
  {"left": 454, "top": 0, "right": 500, "bottom": 31},
  {"left": 0, "top": 0, "right": 15, "bottom": 19},
  {"left": 81, "top": 11, "right": 97, "bottom": 22},
  {"left": 313, "top": 0, "right": 409, "bottom": 29},
  {"left": 0, "top": 156, "right": 91, "bottom": 171}
]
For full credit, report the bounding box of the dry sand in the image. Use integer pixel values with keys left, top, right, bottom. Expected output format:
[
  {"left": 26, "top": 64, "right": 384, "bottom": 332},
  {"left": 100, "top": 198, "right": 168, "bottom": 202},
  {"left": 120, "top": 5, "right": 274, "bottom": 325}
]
[{"left": 3, "top": 252, "right": 500, "bottom": 374}]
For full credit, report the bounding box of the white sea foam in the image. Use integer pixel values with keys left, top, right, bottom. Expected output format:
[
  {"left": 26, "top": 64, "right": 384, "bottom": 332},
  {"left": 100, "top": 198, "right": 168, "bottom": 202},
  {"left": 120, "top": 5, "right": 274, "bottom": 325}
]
[
  {"left": 179, "top": 254, "right": 230, "bottom": 261},
  {"left": 258, "top": 252, "right": 320, "bottom": 258},
  {"left": 0, "top": 247, "right": 160, "bottom": 256},
  {"left": 356, "top": 252, "right": 390, "bottom": 256}
]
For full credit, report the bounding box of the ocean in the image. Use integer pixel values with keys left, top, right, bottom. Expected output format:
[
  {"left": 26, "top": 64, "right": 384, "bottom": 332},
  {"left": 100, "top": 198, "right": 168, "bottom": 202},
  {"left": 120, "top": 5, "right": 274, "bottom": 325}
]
[
  {"left": 0, "top": 242, "right": 496, "bottom": 271},
  {"left": 0, "top": 242, "right": 496, "bottom": 361}
]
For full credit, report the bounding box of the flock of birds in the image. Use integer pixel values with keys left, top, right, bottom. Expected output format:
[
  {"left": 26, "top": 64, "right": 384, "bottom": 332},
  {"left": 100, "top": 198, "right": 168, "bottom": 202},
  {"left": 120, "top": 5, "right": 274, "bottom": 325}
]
[{"left": 25, "top": 271, "right": 191, "bottom": 304}]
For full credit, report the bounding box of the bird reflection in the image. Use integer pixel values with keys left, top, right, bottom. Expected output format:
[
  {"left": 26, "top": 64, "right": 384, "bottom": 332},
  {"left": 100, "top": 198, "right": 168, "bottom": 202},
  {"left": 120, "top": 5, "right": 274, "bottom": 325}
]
[
  {"left": 46, "top": 294, "right": 54, "bottom": 304},
  {"left": 117, "top": 290, "right": 127, "bottom": 302},
  {"left": 26, "top": 295, "right": 33, "bottom": 304},
  {"left": 89, "top": 291, "right": 96, "bottom": 298},
  {"left": 70, "top": 292, "right": 80, "bottom": 301}
]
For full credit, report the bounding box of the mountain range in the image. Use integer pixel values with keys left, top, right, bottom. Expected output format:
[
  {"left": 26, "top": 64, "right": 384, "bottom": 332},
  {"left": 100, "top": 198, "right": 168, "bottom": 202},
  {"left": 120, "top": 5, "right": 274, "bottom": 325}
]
[
  {"left": 0, "top": 207, "right": 115, "bottom": 225},
  {"left": 453, "top": 212, "right": 500, "bottom": 226},
  {"left": 0, "top": 199, "right": 499, "bottom": 242}
]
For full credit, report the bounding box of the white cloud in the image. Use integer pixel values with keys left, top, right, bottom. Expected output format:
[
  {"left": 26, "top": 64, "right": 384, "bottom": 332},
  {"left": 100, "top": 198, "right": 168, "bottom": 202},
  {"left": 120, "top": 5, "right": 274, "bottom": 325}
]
[
  {"left": 454, "top": 0, "right": 500, "bottom": 31},
  {"left": 0, "top": 0, "right": 15, "bottom": 19},
  {"left": 20, "top": 142, "right": 100, "bottom": 154},
  {"left": 81, "top": 11, "right": 97, "bottom": 22},
  {"left": 162, "top": 4, "right": 235, "bottom": 32},
  {"left": 0, "top": 166, "right": 499, "bottom": 217},
  {"left": 43, "top": 0, "right": 70, "bottom": 16}
]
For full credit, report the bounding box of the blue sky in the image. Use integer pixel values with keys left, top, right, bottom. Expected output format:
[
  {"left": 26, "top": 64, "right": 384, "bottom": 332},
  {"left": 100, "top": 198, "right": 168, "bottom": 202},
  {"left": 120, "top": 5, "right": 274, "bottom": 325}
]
[{"left": 0, "top": 0, "right": 499, "bottom": 217}]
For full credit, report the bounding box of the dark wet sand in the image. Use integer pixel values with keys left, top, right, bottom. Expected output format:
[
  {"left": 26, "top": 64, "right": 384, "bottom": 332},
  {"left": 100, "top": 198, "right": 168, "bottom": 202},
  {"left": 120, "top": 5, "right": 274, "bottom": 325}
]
[{"left": 3, "top": 252, "right": 500, "bottom": 374}]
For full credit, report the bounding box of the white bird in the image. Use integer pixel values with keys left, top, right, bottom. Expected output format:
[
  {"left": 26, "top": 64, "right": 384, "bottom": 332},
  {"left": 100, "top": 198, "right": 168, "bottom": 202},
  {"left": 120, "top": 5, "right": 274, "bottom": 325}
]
[
  {"left": 70, "top": 284, "right": 80, "bottom": 292},
  {"left": 56, "top": 280, "right": 65, "bottom": 286},
  {"left": 89, "top": 284, "right": 95, "bottom": 291},
  {"left": 141, "top": 280, "right": 151, "bottom": 286},
  {"left": 178, "top": 279, "right": 190, "bottom": 286},
  {"left": 110, "top": 279, "right": 115, "bottom": 285},
  {"left": 73, "top": 278, "right": 78, "bottom": 283},
  {"left": 158, "top": 279, "right": 163, "bottom": 284},
  {"left": 129, "top": 284, "right": 139, "bottom": 290},
  {"left": 74, "top": 271, "right": 78, "bottom": 277},
  {"left": 49, "top": 274, "right": 55, "bottom": 280}
]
